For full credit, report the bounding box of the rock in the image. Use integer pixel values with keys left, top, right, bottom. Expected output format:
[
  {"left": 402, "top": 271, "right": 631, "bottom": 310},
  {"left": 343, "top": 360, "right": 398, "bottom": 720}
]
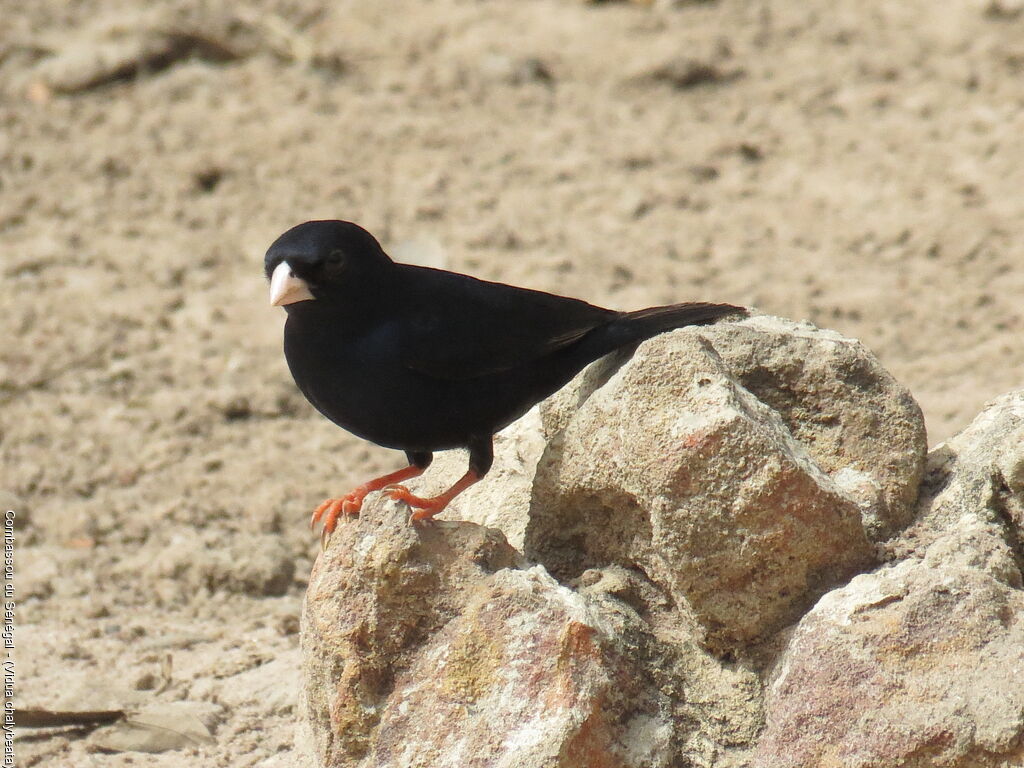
[
  {"left": 300, "top": 498, "right": 763, "bottom": 767},
  {"left": 753, "top": 559, "right": 1024, "bottom": 767},
  {"left": 440, "top": 313, "right": 929, "bottom": 651},
  {"left": 697, "top": 316, "right": 928, "bottom": 540},
  {"left": 443, "top": 314, "right": 925, "bottom": 648},
  {"left": 754, "top": 389, "right": 1024, "bottom": 767},
  {"left": 300, "top": 315, "right": 944, "bottom": 763},
  {"left": 577, "top": 566, "right": 764, "bottom": 767},
  {"left": 300, "top": 498, "right": 522, "bottom": 764},
  {"left": 889, "top": 389, "right": 1024, "bottom": 585},
  {"left": 534, "top": 316, "right": 926, "bottom": 543},
  {"left": 526, "top": 320, "right": 879, "bottom": 648},
  {"left": 366, "top": 566, "right": 671, "bottom": 768}
]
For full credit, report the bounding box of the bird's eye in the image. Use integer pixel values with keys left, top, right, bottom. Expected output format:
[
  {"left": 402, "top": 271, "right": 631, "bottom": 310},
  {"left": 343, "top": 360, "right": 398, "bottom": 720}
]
[{"left": 326, "top": 249, "right": 344, "bottom": 264}]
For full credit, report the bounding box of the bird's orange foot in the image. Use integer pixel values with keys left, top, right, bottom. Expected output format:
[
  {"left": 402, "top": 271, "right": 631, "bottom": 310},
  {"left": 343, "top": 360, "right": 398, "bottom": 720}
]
[
  {"left": 310, "top": 465, "right": 431, "bottom": 546},
  {"left": 385, "top": 470, "right": 481, "bottom": 525},
  {"left": 310, "top": 491, "right": 367, "bottom": 547},
  {"left": 384, "top": 485, "right": 451, "bottom": 523}
]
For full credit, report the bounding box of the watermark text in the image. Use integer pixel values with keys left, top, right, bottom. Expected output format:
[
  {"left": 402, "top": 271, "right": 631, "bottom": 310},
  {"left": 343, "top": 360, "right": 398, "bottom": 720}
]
[{"left": 3, "top": 509, "right": 14, "bottom": 767}]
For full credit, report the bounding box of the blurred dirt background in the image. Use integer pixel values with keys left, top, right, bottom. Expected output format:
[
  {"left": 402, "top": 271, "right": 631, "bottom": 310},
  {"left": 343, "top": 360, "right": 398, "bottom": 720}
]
[{"left": 2, "top": 0, "right": 1023, "bottom": 765}]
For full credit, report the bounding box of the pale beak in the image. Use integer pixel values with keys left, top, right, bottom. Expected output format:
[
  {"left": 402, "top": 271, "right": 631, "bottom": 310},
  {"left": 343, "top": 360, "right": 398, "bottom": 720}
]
[{"left": 269, "top": 261, "right": 315, "bottom": 306}]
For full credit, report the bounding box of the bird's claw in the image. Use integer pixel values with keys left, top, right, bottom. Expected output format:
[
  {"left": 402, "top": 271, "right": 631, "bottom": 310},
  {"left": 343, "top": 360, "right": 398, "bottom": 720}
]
[
  {"left": 408, "top": 507, "right": 441, "bottom": 525},
  {"left": 383, "top": 483, "right": 414, "bottom": 501},
  {"left": 311, "top": 493, "right": 363, "bottom": 546},
  {"left": 384, "top": 485, "right": 444, "bottom": 524}
]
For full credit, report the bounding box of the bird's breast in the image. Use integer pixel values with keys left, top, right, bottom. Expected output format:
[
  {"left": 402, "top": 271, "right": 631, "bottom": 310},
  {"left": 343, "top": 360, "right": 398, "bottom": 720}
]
[{"left": 282, "top": 319, "right": 467, "bottom": 450}]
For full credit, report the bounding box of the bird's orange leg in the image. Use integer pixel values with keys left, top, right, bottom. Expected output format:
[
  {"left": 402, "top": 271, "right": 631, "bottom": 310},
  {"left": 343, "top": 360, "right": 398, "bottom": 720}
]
[
  {"left": 385, "top": 470, "right": 481, "bottom": 523},
  {"left": 312, "top": 464, "right": 426, "bottom": 537}
]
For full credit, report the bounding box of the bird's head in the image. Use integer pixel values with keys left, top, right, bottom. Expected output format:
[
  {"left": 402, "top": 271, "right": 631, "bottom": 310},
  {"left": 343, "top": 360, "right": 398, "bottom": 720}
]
[{"left": 265, "top": 220, "right": 393, "bottom": 308}]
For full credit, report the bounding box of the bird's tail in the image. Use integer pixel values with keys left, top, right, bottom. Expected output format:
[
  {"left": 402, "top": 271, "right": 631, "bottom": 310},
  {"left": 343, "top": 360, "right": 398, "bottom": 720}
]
[
  {"left": 577, "top": 301, "right": 746, "bottom": 362},
  {"left": 611, "top": 300, "right": 746, "bottom": 345},
  {"left": 618, "top": 302, "right": 746, "bottom": 338}
]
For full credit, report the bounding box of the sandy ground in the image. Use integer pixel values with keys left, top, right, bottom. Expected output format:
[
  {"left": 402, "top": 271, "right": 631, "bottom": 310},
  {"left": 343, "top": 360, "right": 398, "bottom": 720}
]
[{"left": 2, "top": 0, "right": 1023, "bottom": 765}]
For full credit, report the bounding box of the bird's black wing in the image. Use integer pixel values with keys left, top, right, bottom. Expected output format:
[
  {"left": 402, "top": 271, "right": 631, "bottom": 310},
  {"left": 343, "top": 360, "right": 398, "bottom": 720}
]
[{"left": 395, "top": 264, "right": 616, "bottom": 381}]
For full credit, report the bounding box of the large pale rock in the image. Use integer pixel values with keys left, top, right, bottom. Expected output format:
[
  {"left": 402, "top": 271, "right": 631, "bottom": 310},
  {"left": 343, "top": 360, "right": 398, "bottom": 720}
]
[
  {"left": 445, "top": 318, "right": 926, "bottom": 555},
  {"left": 300, "top": 316, "right": 942, "bottom": 765},
  {"left": 301, "top": 499, "right": 765, "bottom": 768},
  {"left": 755, "top": 390, "right": 1024, "bottom": 768},
  {"left": 697, "top": 316, "right": 927, "bottom": 540},
  {"left": 526, "top": 324, "right": 878, "bottom": 648},
  {"left": 439, "top": 315, "right": 924, "bottom": 647},
  {"left": 301, "top": 499, "right": 521, "bottom": 764},
  {"left": 753, "top": 560, "right": 1024, "bottom": 768},
  {"left": 366, "top": 566, "right": 670, "bottom": 768},
  {"left": 537, "top": 315, "right": 926, "bottom": 541},
  {"left": 889, "top": 389, "right": 1024, "bottom": 585}
]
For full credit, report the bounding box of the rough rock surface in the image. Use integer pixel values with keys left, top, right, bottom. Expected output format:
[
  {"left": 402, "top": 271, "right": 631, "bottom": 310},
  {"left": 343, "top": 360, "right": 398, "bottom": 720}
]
[
  {"left": 301, "top": 500, "right": 522, "bottom": 764},
  {"left": 889, "top": 390, "right": 1024, "bottom": 584},
  {"left": 697, "top": 316, "right": 929, "bottom": 540},
  {"left": 527, "top": 315, "right": 920, "bottom": 648},
  {"left": 440, "top": 315, "right": 925, "bottom": 647},
  {"left": 436, "top": 316, "right": 930, "bottom": 556},
  {"left": 537, "top": 317, "right": 928, "bottom": 540},
  {"left": 755, "top": 391, "right": 1024, "bottom": 768},
  {"left": 366, "top": 566, "right": 667, "bottom": 768},
  {"left": 531, "top": 332, "right": 873, "bottom": 647},
  {"left": 301, "top": 499, "right": 764, "bottom": 768},
  {"left": 418, "top": 406, "right": 547, "bottom": 551},
  {"left": 754, "top": 560, "right": 1024, "bottom": 768}
]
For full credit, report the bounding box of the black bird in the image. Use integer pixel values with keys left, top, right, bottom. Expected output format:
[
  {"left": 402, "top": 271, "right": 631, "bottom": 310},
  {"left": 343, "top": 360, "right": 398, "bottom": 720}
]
[{"left": 266, "top": 220, "right": 744, "bottom": 538}]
